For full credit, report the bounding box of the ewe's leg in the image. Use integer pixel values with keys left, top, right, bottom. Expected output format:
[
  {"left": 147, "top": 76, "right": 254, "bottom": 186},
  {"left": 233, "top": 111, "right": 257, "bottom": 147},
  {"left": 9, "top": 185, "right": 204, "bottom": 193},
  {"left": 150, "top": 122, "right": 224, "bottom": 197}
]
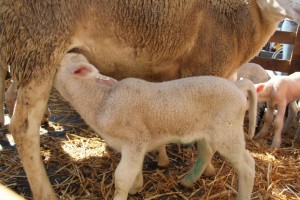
[
  {"left": 255, "top": 103, "right": 274, "bottom": 138},
  {"left": 156, "top": 145, "right": 170, "bottom": 167},
  {"left": 114, "top": 146, "right": 145, "bottom": 200},
  {"left": 271, "top": 104, "right": 286, "bottom": 148},
  {"left": 5, "top": 81, "right": 50, "bottom": 125},
  {"left": 10, "top": 78, "right": 57, "bottom": 200},
  {"left": 282, "top": 101, "right": 298, "bottom": 133},
  {"left": 0, "top": 64, "right": 6, "bottom": 126},
  {"left": 5, "top": 81, "right": 17, "bottom": 117},
  {"left": 180, "top": 139, "right": 215, "bottom": 187}
]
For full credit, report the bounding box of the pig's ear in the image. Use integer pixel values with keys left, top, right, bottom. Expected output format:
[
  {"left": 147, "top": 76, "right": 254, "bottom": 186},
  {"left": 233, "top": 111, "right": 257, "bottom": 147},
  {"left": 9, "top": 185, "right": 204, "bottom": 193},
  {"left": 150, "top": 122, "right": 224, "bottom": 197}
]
[
  {"left": 71, "top": 64, "right": 93, "bottom": 77},
  {"left": 255, "top": 84, "right": 265, "bottom": 93}
]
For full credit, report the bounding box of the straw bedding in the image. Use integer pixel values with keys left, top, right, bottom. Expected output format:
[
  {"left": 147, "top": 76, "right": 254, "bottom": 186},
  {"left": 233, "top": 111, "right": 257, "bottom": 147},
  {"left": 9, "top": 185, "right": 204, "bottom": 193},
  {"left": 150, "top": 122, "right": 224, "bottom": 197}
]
[{"left": 0, "top": 87, "right": 299, "bottom": 200}]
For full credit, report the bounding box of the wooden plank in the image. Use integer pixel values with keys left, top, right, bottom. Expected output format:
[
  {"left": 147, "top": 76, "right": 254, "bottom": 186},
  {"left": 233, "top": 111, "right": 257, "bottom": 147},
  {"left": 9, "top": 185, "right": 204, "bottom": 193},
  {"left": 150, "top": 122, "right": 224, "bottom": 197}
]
[
  {"left": 251, "top": 56, "right": 290, "bottom": 73},
  {"left": 289, "top": 27, "right": 300, "bottom": 74},
  {"left": 269, "top": 30, "right": 297, "bottom": 44}
]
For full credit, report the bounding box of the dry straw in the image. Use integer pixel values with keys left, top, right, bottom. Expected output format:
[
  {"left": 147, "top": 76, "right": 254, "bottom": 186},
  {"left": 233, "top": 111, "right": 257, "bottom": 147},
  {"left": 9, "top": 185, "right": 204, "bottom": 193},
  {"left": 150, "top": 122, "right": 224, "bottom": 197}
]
[{"left": 0, "top": 88, "right": 299, "bottom": 200}]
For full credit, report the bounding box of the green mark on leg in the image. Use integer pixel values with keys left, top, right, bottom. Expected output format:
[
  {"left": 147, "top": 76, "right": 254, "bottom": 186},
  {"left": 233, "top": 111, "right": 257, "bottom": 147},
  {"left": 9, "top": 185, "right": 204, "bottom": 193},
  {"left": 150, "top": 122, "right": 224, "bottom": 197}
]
[{"left": 183, "top": 155, "right": 205, "bottom": 184}]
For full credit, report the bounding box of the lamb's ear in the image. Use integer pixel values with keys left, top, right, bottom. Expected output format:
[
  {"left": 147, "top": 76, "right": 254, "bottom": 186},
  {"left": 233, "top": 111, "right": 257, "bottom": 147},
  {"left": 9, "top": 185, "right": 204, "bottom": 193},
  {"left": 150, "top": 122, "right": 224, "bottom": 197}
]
[
  {"left": 255, "top": 84, "right": 265, "bottom": 93},
  {"left": 71, "top": 63, "right": 93, "bottom": 77}
]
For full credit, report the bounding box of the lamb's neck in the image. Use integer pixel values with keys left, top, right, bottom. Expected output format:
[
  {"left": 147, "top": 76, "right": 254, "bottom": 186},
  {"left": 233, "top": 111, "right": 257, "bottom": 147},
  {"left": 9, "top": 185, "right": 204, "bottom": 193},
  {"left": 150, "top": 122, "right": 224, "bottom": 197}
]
[{"left": 66, "top": 84, "right": 110, "bottom": 127}]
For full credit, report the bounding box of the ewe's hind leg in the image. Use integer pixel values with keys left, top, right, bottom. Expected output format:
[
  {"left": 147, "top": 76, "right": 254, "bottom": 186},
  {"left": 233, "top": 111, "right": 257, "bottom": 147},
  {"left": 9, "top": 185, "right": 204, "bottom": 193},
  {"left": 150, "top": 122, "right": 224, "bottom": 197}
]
[
  {"left": 255, "top": 103, "right": 275, "bottom": 138},
  {"left": 219, "top": 141, "right": 255, "bottom": 200},
  {"left": 10, "top": 78, "right": 57, "bottom": 200},
  {"left": 181, "top": 139, "right": 216, "bottom": 187},
  {"left": 114, "top": 146, "right": 145, "bottom": 200},
  {"left": 271, "top": 103, "right": 286, "bottom": 148}
]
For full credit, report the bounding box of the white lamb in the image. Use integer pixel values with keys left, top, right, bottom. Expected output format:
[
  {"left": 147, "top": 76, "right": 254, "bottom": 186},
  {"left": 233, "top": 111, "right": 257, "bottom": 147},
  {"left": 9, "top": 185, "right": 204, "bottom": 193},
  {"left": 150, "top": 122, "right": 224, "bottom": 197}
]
[
  {"left": 255, "top": 72, "right": 300, "bottom": 148},
  {"left": 54, "top": 53, "right": 257, "bottom": 200},
  {"left": 236, "top": 63, "right": 270, "bottom": 127}
]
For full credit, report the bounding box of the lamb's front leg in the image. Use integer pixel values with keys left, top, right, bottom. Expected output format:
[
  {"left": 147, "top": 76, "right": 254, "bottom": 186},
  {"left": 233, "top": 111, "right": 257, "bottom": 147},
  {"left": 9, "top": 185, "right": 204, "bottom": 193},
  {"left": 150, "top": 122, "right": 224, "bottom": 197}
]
[
  {"left": 156, "top": 145, "right": 170, "bottom": 167},
  {"left": 114, "top": 146, "right": 145, "bottom": 200},
  {"left": 255, "top": 103, "right": 275, "bottom": 139},
  {"left": 271, "top": 103, "right": 286, "bottom": 148},
  {"left": 10, "top": 78, "right": 57, "bottom": 200}
]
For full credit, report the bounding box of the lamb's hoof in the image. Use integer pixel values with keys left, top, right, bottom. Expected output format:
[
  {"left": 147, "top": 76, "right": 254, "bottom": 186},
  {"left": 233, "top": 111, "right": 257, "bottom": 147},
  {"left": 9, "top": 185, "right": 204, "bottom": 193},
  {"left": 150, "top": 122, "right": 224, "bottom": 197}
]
[
  {"left": 157, "top": 159, "right": 170, "bottom": 168},
  {"left": 180, "top": 178, "right": 194, "bottom": 188},
  {"left": 203, "top": 164, "right": 216, "bottom": 177},
  {"left": 129, "top": 186, "right": 142, "bottom": 195},
  {"left": 254, "top": 131, "right": 266, "bottom": 139},
  {"left": 270, "top": 142, "right": 280, "bottom": 149}
]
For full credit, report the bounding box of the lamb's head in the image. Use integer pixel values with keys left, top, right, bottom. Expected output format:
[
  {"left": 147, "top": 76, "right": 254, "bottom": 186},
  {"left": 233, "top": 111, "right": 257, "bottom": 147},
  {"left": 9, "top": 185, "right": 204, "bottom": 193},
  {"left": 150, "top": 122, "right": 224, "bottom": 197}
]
[
  {"left": 255, "top": 82, "right": 272, "bottom": 103},
  {"left": 54, "top": 53, "right": 118, "bottom": 92},
  {"left": 257, "top": 0, "right": 300, "bottom": 23}
]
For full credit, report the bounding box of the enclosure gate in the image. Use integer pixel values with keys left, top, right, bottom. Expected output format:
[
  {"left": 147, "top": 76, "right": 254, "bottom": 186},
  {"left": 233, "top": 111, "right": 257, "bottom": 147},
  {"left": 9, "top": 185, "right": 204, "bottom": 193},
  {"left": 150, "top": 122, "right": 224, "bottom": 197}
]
[{"left": 252, "top": 27, "right": 300, "bottom": 74}]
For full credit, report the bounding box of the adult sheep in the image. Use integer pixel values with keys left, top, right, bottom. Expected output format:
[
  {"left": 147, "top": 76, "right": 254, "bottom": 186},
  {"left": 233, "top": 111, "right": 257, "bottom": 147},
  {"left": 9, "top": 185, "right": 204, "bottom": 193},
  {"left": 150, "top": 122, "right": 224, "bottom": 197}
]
[{"left": 0, "top": 0, "right": 299, "bottom": 199}]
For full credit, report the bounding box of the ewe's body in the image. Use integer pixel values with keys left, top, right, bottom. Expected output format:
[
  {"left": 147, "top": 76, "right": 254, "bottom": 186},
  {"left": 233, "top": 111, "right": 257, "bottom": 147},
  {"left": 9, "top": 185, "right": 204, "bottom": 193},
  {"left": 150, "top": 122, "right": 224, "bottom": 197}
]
[
  {"left": 0, "top": 0, "right": 299, "bottom": 199},
  {"left": 255, "top": 72, "right": 300, "bottom": 148},
  {"left": 237, "top": 63, "right": 270, "bottom": 84},
  {"left": 54, "top": 53, "right": 256, "bottom": 200}
]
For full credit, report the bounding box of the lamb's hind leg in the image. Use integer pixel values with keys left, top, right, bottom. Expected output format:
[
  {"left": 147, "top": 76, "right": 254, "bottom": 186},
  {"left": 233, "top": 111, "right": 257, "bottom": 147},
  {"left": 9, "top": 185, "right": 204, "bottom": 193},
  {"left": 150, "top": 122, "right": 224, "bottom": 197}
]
[
  {"left": 255, "top": 103, "right": 275, "bottom": 138},
  {"left": 271, "top": 103, "right": 286, "bottom": 148},
  {"left": 219, "top": 139, "right": 255, "bottom": 200},
  {"left": 10, "top": 78, "right": 57, "bottom": 200},
  {"left": 180, "top": 139, "right": 216, "bottom": 187}
]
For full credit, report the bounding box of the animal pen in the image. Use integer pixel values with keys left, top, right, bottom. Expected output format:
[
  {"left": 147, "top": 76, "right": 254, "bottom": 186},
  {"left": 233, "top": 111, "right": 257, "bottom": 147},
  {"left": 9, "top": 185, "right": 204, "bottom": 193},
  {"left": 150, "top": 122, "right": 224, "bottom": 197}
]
[{"left": 0, "top": 30, "right": 300, "bottom": 200}]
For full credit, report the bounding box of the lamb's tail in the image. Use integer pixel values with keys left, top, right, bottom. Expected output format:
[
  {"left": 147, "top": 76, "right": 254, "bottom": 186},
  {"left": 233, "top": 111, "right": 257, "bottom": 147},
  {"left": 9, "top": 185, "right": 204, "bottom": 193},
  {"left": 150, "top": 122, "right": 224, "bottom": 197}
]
[{"left": 235, "top": 78, "right": 257, "bottom": 139}]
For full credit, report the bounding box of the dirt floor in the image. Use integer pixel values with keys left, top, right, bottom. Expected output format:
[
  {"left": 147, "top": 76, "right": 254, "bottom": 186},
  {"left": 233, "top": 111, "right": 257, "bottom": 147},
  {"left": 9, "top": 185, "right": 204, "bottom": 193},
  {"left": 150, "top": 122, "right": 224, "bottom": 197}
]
[{"left": 0, "top": 88, "right": 299, "bottom": 200}]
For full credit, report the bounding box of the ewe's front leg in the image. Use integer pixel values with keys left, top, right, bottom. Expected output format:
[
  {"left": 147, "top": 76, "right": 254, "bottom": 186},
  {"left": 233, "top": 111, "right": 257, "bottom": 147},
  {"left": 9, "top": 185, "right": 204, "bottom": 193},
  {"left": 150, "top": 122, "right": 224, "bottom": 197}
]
[
  {"left": 10, "top": 78, "right": 57, "bottom": 200},
  {"left": 6, "top": 81, "right": 51, "bottom": 125},
  {"left": 114, "top": 146, "right": 145, "bottom": 200},
  {"left": 271, "top": 103, "right": 286, "bottom": 148}
]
